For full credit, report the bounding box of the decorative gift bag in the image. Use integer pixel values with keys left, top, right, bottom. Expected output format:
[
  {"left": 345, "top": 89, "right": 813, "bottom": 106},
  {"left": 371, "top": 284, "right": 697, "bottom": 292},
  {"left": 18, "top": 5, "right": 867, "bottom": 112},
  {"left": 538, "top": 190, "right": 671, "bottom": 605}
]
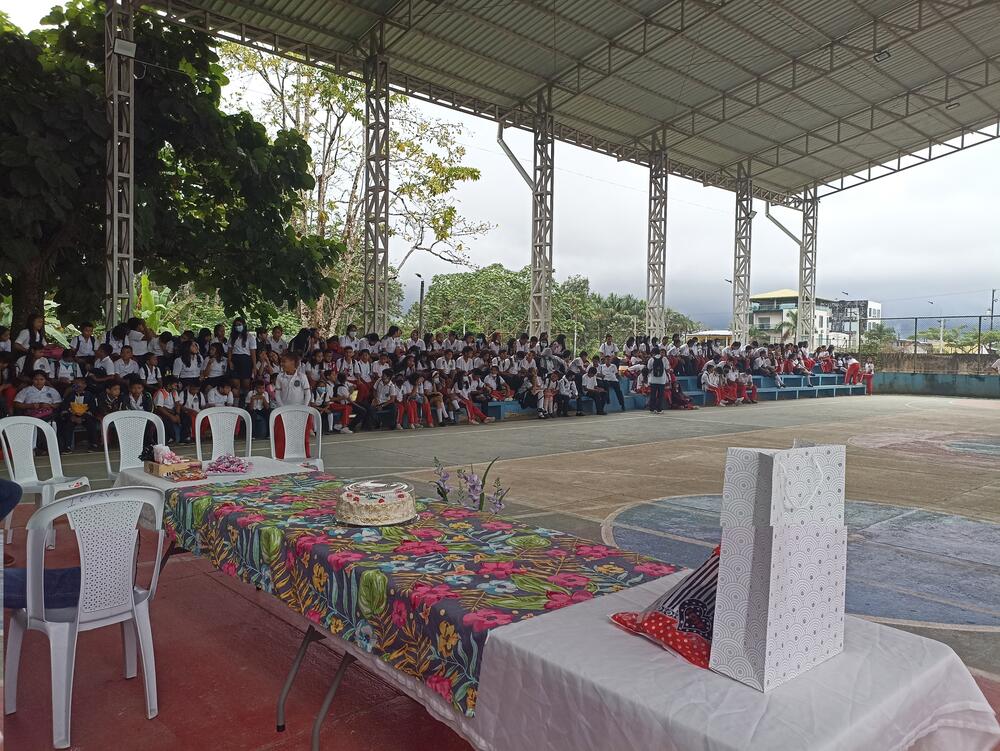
[{"left": 709, "top": 445, "right": 847, "bottom": 692}]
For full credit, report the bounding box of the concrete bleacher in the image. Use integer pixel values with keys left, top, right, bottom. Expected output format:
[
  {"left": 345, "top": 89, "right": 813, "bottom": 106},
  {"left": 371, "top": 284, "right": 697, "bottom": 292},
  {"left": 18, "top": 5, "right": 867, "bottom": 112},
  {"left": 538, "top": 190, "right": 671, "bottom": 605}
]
[{"left": 483, "top": 366, "right": 867, "bottom": 421}]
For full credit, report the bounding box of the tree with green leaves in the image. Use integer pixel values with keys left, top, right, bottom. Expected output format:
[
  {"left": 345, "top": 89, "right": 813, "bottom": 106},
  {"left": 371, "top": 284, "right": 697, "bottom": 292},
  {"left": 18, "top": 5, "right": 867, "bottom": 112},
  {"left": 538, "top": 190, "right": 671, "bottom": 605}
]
[
  {"left": 0, "top": 3, "right": 342, "bottom": 326},
  {"left": 776, "top": 310, "right": 798, "bottom": 341},
  {"left": 860, "top": 323, "right": 901, "bottom": 354}
]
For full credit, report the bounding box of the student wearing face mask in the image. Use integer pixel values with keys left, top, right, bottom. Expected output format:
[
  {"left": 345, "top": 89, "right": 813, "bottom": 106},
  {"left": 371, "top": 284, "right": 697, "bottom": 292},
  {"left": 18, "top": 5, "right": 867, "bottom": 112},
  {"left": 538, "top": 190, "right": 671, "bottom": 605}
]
[
  {"left": 340, "top": 324, "right": 363, "bottom": 352},
  {"left": 227, "top": 316, "right": 257, "bottom": 392}
]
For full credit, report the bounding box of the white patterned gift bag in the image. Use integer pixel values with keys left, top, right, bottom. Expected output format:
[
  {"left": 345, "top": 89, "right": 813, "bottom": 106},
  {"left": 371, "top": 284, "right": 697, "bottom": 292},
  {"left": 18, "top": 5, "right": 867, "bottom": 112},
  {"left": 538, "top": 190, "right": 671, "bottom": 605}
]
[{"left": 709, "top": 445, "right": 847, "bottom": 692}]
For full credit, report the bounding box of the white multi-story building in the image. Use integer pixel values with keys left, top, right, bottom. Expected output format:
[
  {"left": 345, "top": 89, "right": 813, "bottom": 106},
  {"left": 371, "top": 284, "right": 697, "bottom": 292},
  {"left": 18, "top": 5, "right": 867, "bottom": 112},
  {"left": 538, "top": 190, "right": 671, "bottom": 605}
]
[{"left": 748, "top": 289, "right": 835, "bottom": 348}]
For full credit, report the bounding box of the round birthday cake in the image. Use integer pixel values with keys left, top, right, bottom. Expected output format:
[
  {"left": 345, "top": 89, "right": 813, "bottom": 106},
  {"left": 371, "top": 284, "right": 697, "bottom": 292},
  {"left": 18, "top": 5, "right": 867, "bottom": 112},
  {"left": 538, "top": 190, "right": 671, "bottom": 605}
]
[{"left": 338, "top": 481, "right": 416, "bottom": 526}]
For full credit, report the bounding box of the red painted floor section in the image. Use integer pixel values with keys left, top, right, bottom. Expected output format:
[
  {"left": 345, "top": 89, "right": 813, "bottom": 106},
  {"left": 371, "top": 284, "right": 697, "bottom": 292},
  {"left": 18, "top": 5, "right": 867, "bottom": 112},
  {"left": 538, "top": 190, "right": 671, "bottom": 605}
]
[{"left": 3, "top": 511, "right": 999, "bottom": 750}]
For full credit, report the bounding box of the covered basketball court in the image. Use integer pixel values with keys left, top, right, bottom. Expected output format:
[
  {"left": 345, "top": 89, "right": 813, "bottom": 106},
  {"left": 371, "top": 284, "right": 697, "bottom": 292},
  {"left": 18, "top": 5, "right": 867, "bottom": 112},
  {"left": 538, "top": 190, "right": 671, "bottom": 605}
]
[{"left": 104, "top": 0, "right": 1000, "bottom": 345}]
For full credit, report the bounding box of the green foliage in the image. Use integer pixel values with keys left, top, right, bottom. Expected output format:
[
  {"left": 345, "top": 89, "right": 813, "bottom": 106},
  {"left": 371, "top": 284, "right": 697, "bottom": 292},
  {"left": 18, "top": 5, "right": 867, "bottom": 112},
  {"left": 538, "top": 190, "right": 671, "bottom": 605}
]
[
  {"left": 1, "top": 2, "right": 342, "bottom": 324},
  {"left": 776, "top": 311, "right": 798, "bottom": 341},
  {"left": 860, "top": 323, "right": 900, "bottom": 355},
  {"left": 406, "top": 264, "right": 699, "bottom": 352},
  {"left": 0, "top": 293, "right": 78, "bottom": 346}
]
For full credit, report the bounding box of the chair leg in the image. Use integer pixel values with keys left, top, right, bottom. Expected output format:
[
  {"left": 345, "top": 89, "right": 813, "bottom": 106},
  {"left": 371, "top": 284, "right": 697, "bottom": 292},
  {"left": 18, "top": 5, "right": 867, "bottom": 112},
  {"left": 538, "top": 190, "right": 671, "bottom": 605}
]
[
  {"left": 3, "top": 511, "right": 12, "bottom": 544},
  {"left": 122, "top": 620, "right": 138, "bottom": 679},
  {"left": 48, "top": 623, "right": 78, "bottom": 750},
  {"left": 134, "top": 604, "right": 159, "bottom": 719},
  {"left": 4, "top": 613, "right": 25, "bottom": 714}
]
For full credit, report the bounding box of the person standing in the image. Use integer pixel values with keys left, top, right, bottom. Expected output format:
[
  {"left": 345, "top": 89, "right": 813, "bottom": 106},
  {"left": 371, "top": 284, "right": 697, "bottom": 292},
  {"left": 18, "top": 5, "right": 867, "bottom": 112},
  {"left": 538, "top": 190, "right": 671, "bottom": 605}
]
[{"left": 647, "top": 348, "right": 668, "bottom": 413}]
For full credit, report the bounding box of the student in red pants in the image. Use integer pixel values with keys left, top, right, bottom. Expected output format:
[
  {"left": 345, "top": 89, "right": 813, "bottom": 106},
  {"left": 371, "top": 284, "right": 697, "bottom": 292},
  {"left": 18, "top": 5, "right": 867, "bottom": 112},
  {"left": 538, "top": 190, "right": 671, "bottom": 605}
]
[
  {"left": 844, "top": 355, "right": 862, "bottom": 385},
  {"left": 862, "top": 359, "right": 875, "bottom": 394}
]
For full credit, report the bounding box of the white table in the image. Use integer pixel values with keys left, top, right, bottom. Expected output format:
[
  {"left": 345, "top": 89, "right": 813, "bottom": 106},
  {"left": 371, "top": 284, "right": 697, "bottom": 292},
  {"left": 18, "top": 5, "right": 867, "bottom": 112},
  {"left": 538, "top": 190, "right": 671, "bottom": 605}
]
[
  {"left": 345, "top": 573, "right": 1000, "bottom": 751},
  {"left": 113, "top": 456, "right": 317, "bottom": 493}
]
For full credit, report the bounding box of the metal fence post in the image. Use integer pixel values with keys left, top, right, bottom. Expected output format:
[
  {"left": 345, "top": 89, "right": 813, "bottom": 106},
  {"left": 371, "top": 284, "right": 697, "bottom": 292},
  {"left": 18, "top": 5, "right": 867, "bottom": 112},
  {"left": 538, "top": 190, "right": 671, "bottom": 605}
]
[
  {"left": 978, "top": 316, "right": 983, "bottom": 374},
  {"left": 913, "top": 317, "right": 918, "bottom": 374}
]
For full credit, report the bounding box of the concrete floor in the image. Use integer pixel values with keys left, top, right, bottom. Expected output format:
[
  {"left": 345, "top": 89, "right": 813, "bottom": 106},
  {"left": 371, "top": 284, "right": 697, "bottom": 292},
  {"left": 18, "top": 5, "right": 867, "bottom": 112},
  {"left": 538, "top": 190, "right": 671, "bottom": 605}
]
[{"left": 3, "top": 393, "right": 1000, "bottom": 749}]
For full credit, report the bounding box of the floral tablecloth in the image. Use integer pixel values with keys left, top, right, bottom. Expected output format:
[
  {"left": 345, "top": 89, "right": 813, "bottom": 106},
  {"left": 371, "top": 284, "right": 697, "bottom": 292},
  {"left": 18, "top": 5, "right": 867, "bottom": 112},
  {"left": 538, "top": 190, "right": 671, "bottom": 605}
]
[{"left": 166, "top": 472, "right": 680, "bottom": 716}]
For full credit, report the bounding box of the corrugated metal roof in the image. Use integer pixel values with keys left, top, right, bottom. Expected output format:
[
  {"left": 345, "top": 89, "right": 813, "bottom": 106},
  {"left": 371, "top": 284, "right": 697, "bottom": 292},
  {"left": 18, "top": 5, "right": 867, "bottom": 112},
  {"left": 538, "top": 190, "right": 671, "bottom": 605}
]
[{"left": 144, "top": 0, "right": 1000, "bottom": 200}]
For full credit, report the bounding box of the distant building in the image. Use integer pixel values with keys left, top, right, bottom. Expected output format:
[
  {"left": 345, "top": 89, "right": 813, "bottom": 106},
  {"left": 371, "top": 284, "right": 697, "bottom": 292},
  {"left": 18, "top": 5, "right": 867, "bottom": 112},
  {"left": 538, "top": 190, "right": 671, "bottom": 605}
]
[
  {"left": 748, "top": 289, "right": 834, "bottom": 348},
  {"left": 829, "top": 299, "right": 883, "bottom": 343}
]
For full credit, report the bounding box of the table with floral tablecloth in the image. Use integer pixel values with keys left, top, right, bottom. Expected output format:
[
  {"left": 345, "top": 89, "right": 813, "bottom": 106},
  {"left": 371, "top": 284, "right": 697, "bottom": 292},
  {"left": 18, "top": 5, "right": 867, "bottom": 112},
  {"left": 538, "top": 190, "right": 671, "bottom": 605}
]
[{"left": 166, "top": 472, "right": 680, "bottom": 716}]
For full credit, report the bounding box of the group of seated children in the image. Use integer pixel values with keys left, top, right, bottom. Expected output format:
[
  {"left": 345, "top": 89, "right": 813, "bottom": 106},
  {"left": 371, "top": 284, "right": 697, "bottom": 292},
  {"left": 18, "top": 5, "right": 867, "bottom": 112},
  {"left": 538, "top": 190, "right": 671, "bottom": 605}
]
[{"left": 0, "top": 312, "right": 877, "bottom": 455}]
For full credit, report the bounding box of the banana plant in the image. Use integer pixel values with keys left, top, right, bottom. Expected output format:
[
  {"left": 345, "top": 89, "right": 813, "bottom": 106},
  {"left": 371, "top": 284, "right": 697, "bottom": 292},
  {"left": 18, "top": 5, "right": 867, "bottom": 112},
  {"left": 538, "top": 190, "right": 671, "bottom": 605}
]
[{"left": 134, "top": 273, "right": 180, "bottom": 334}]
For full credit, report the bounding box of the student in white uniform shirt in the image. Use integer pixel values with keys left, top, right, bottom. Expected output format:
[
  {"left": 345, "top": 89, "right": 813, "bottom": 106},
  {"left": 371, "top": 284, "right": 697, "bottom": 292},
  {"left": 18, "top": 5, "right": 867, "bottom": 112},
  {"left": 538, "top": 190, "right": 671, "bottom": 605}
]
[
  {"left": 13, "top": 313, "right": 47, "bottom": 355},
  {"left": 272, "top": 353, "right": 316, "bottom": 459},
  {"left": 15, "top": 343, "right": 52, "bottom": 381},
  {"left": 201, "top": 343, "right": 228, "bottom": 387},
  {"left": 138, "top": 353, "right": 162, "bottom": 390},
  {"left": 52, "top": 350, "right": 83, "bottom": 390},
  {"left": 70, "top": 322, "right": 97, "bottom": 369},
  {"left": 14, "top": 371, "right": 61, "bottom": 422},
  {"left": 597, "top": 355, "right": 626, "bottom": 411},
  {"left": 206, "top": 382, "right": 235, "bottom": 408},
  {"left": 580, "top": 366, "right": 608, "bottom": 415},
  {"left": 174, "top": 340, "right": 204, "bottom": 386},
  {"left": 338, "top": 324, "right": 363, "bottom": 353},
  {"left": 372, "top": 370, "right": 401, "bottom": 429},
  {"left": 113, "top": 346, "right": 140, "bottom": 380},
  {"left": 380, "top": 326, "right": 403, "bottom": 355},
  {"left": 125, "top": 318, "right": 153, "bottom": 363},
  {"left": 178, "top": 382, "right": 206, "bottom": 443},
  {"left": 556, "top": 371, "right": 581, "bottom": 417},
  {"left": 267, "top": 326, "right": 289, "bottom": 356},
  {"left": 227, "top": 317, "right": 257, "bottom": 391},
  {"left": 87, "top": 344, "right": 117, "bottom": 391},
  {"left": 153, "top": 376, "right": 183, "bottom": 444},
  {"left": 598, "top": 334, "right": 618, "bottom": 360},
  {"left": 405, "top": 330, "right": 426, "bottom": 352},
  {"left": 0, "top": 326, "right": 12, "bottom": 353}
]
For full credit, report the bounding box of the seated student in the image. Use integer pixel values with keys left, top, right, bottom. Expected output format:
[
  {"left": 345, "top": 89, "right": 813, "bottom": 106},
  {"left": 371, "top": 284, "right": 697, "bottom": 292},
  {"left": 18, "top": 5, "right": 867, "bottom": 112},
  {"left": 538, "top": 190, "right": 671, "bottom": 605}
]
[
  {"left": 57, "top": 376, "right": 99, "bottom": 452},
  {"left": 411, "top": 373, "right": 434, "bottom": 427},
  {"left": 557, "top": 369, "right": 580, "bottom": 417},
  {"left": 15, "top": 343, "right": 53, "bottom": 385},
  {"left": 701, "top": 363, "right": 730, "bottom": 406},
  {"left": 0, "top": 352, "right": 16, "bottom": 416},
  {"left": 201, "top": 343, "right": 228, "bottom": 387},
  {"left": 581, "top": 365, "right": 608, "bottom": 415},
  {"left": 14, "top": 371, "right": 61, "bottom": 425},
  {"left": 453, "top": 372, "right": 492, "bottom": 425},
  {"left": 154, "top": 376, "right": 183, "bottom": 445},
  {"left": 0, "top": 325, "right": 10, "bottom": 353},
  {"left": 667, "top": 368, "right": 696, "bottom": 410},
  {"left": 598, "top": 355, "right": 626, "bottom": 411},
  {"left": 598, "top": 334, "right": 618, "bottom": 361},
  {"left": 151, "top": 331, "right": 175, "bottom": 364},
  {"left": 428, "top": 370, "right": 452, "bottom": 426},
  {"left": 245, "top": 379, "right": 272, "bottom": 439},
  {"left": 206, "top": 381, "right": 235, "bottom": 408},
  {"left": 394, "top": 374, "right": 419, "bottom": 431},
  {"left": 70, "top": 322, "right": 97, "bottom": 371},
  {"left": 113, "top": 345, "right": 140, "bottom": 381},
  {"left": 124, "top": 376, "right": 154, "bottom": 413},
  {"left": 94, "top": 380, "right": 124, "bottom": 429},
  {"left": 104, "top": 323, "right": 127, "bottom": 359},
  {"left": 372, "top": 369, "right": 400, "bottom": 430},
  {"left": 87, "top": 343, "right": 118, "bottom": 392},
  {"left": 52, "top": 348, "right": 83, "bottom": 392},
  {"left": 737, "top": 369, "right": 758, "bottom": 404},
  {"left": 540, "top": 371, "right": 560, "bottom": 418},
  {"left": 139, "top": 352, "right": 163, "bottom": 391},
  {"left": 310, "top": 371, "right": 334, "bottom": 432},
  {"left": 178, "top": 381, "right": 206, "bottom": 443},
  {"left": 633, "top": 367, "right": 651, "bottom": 395},
  {"left": 722, "top": 364, "right": 743, "bottom": 405},
  {"left": 484, "top": 365, "right": 513, "bottom": 401},
  {"left": 466, "top": 370, "right": 491, "bottom": 416},
  {"left": 174, "top": 340, "right": 204, "bottom": 386}
]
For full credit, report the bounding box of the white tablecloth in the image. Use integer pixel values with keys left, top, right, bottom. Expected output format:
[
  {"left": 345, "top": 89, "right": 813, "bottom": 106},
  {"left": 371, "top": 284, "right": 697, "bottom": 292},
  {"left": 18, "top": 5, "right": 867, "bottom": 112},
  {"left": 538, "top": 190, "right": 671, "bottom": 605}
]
[
  {"left": 113, "top": 456, "right": 316, "bottom": 493},
  {"left": 461, "top": 573, "right": 1000, "bottom": 751}
]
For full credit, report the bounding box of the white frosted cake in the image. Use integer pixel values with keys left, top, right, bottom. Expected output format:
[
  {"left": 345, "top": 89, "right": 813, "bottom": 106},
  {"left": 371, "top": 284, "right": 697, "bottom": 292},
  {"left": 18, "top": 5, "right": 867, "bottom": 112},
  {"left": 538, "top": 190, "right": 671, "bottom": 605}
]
[{"left": 338, "top": 482, "right": 416, "bottom": 526}]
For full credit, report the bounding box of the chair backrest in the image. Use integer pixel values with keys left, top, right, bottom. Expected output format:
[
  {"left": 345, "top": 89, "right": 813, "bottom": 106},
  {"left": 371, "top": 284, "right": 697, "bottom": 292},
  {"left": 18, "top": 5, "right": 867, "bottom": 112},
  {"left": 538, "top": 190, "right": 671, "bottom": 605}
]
[
  {"left": 0, "top": 416, "right": 63, "bottom": 485},
  {"left": 195, "top": 407, "right": 253, "bottom": 461},
  {"left": 24, "top": 486, "right": 165, "bottom": 624},
  {"left": 102, "top": 411, "right": 166, "bottom": 477},
  {"left": 269, "top": 405, "right": 322, "bottom": 464}
]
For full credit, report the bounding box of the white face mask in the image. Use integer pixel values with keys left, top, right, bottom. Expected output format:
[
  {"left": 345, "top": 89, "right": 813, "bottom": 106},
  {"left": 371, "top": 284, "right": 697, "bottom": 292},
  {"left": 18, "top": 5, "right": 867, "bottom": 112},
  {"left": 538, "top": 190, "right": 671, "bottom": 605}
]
[
  {"left": 235, "top": 325, "right": 244, "bottom": 333},
  {"left": 348, "top": 330, "right": 357, "bottom": 336}
]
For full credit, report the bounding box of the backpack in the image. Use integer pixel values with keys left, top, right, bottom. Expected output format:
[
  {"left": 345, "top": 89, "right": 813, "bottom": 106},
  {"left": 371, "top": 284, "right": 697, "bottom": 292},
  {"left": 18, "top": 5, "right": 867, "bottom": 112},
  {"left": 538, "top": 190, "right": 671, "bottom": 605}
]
[{"left": 652, "top": 356, "right": 664, "bottom": 378}]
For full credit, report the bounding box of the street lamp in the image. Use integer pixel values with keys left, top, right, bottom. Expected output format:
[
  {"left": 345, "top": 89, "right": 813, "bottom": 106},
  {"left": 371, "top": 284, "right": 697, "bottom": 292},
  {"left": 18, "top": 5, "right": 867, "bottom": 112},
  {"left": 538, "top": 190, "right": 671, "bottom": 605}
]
[{"left": 415, "top": 273, "right": 425, "bottom": 338}]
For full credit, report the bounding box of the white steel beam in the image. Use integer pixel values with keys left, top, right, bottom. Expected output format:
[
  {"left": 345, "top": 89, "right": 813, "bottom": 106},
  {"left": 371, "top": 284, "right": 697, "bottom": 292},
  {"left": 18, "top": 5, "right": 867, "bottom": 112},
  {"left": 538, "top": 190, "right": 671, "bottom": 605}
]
[
  {"left": 798, "top": 187, "right": 819, "bottom": 347},
  {"left": 529, "top": 88, "right": 554, "bottom": 338},
  {"left": 646, "top": 142, "right": 668, "bottom": 340},
  {"left": 363, "top": 26, "right": 390, "bottom": 335},
  {"left": 105, "top": 0, "right": 135, "bottom": 328},
  {"left": 731, "top": 161, "right": 753, "bottom": 344}
]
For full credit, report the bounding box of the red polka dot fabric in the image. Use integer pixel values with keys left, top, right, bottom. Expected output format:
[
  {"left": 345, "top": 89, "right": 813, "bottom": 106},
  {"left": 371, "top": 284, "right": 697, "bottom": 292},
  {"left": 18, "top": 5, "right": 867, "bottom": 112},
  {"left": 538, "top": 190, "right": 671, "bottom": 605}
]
[{"left": 610, "top": 546, "right": 720, "bottom": 669}]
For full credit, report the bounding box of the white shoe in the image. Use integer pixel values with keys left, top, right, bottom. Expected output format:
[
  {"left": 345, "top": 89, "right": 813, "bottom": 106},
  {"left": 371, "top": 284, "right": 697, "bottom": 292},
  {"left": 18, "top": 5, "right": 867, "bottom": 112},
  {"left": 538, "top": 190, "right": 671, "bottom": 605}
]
[
  {"left": 340, "top": 427, "right": 353, "bottom": 434},
  {"left": 484, "top": 417, "right": 495, "bottom": 424},
  {"left": 394, "top": 425, "right": 403, "bottom": 430},
  {"left": 410, "top": 424, "right": 418, "bottom": 430}
]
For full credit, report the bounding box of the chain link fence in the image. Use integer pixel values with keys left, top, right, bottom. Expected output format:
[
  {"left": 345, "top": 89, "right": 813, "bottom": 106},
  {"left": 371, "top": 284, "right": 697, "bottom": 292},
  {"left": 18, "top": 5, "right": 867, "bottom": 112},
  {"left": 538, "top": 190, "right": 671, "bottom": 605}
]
[{"left": 853, "top": 315, "right": 999, "bottom": 374}]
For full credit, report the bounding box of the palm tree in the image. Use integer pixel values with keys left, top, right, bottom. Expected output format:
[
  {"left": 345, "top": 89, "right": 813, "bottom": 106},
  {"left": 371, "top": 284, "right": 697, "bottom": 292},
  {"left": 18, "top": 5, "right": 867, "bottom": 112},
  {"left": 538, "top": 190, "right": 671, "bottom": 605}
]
[{"left": 776, "top": 310, "right": 798, "bottom": 342}]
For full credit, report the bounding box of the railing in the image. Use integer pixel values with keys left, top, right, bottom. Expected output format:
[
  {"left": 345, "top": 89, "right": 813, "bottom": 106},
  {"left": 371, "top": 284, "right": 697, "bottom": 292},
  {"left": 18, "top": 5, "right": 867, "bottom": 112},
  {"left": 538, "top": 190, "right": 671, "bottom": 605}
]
[{"left": 856, "top": 315, "right": 998, "bottom": 375}]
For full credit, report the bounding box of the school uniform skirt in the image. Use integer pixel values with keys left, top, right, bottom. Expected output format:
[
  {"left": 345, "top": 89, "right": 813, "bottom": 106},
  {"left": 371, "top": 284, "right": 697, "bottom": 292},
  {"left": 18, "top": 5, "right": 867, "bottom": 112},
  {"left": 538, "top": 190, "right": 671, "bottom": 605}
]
[{"left": 230, "top": 354, "right": 253, "bottom": 380}]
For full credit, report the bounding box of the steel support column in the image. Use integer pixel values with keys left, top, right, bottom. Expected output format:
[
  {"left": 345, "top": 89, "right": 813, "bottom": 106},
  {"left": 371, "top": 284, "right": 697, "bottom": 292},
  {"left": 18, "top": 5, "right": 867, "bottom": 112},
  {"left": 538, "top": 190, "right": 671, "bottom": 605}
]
[
  {"left": 731, "top": 161, "right": 753, "bottom": 344},
  {"left": 105, "top": 0, "right": 135, "bottom": 328},
  {"left": 646, "top": 142, "right": 668, "bottom": 340},
  {"left": 529, "top": 87, "right": 554, "bottom": 337},
  {"left": 363, "top": 26, "right": 390, "bottom": 335},
  {"left": 797, "top": 186, "right": 819, "bottom": 346}
]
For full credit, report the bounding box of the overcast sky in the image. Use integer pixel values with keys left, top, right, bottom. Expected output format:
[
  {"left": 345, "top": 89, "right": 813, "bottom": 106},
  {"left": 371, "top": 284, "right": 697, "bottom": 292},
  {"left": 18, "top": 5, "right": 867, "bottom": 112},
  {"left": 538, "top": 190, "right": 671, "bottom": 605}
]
[{"left": 7, "top": 1, "right": 999, "bottom": 328}]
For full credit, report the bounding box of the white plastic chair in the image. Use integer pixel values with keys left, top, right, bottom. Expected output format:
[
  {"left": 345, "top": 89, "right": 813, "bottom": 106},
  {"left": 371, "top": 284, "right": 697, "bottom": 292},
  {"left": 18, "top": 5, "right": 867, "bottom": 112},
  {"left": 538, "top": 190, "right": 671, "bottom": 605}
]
[
  {"left": 195, "top": 406, "right": 252, "bottom": 462},
  {"left": 102, "top": 412, "right": 165, "bottom": 483},
  {"left": 0, "top": 416, "right": 91, "bottom": 547},
  {"left": 4, "top": 486, "right": 165, "bottom": 749},
  {"left": 269, "top": 405, "right": 323, "bottom": 471}
]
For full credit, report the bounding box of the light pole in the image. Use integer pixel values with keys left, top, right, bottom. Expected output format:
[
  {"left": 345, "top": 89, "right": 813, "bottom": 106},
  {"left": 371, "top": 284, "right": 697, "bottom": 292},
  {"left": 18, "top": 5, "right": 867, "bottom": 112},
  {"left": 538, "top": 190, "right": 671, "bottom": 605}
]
[
  {"left": 840, "top": 291, "right": 854, "bottom": 352},
  {"left": 990, "top": 288, "right": 997, "bottom": 332},
  {"left": 928, "top": 301, "right": 943, "bottom": 352},
  {"left": 415, "top": 273, "right": 425, "bottom": 338}
]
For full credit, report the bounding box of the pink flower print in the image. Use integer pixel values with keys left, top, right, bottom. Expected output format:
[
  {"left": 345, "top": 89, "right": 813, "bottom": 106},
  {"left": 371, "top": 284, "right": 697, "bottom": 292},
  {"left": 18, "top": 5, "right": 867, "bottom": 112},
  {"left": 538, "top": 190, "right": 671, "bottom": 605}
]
[
  {"left": 306, "top": 609, "right": 323, "bottom": 624},
  {"left": 575, "top": 543, "right": 616, "bottom": 560},
  {"left": 544, "top": 590, "right": 593, "bottom": 610},
  {"left": 478, "top": 561, "right": 522, "bottom": 579},
  {"left": 327, "top": 550, "right": 365, "bottom": 571},
  {"left": 391, "top": 600, "right": 409, "bottom": 629},
  {"left": 238, "top": 484, "right": 270, "bottom": 493},
  {"left": 426, "top": 674, "right": 453, "bottom": 702},
  {"left": 221, "top": 561, "right": 238, "bottom": 577},
  {"left": 544, "top": 548, "right": 569, "bottom": 558},
  {"left": 482, "top": 521, "right": 513, "bottom": 531},
  {"left": 634, "top": 562, "right": 678, "bottom": 578},
  {"left": 441, "top": 508, "right": 475, "bottom": 519},
  {"left": 295, "top": 534, "right": 329, "bottom": 557},
  {"left": 546, "top": 573, "right": 590, "bottom": 588},
  {"left": 213, "top": 503, "right": 246, "bottom": 519},
  {"left": 394, "top": 540, "right": 447, "bottom": 556},
  {"left": 409, "top": 582, "right": 453, "bottom": 608},
  {"left": 418, "top": 511, "right": 435, "bottom": 520},
  {"left": 462, "top": 608, "right": 514, "bottom": 632},
  {"left": 297, "top": 507, "right": 330, "bottom": 517},
  {"left": 409, "top": 527, "right": 444, "bottom": 540},
  {"left": 236, "top": 513, "right": 266, "bottom": 527}
]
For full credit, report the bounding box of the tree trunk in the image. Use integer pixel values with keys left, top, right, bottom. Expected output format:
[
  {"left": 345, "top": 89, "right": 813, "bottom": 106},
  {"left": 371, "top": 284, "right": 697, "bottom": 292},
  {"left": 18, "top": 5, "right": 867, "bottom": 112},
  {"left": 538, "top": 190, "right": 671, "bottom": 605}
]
[{"left": 12, "top": 255, "right": 47, "bottom": 330}]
